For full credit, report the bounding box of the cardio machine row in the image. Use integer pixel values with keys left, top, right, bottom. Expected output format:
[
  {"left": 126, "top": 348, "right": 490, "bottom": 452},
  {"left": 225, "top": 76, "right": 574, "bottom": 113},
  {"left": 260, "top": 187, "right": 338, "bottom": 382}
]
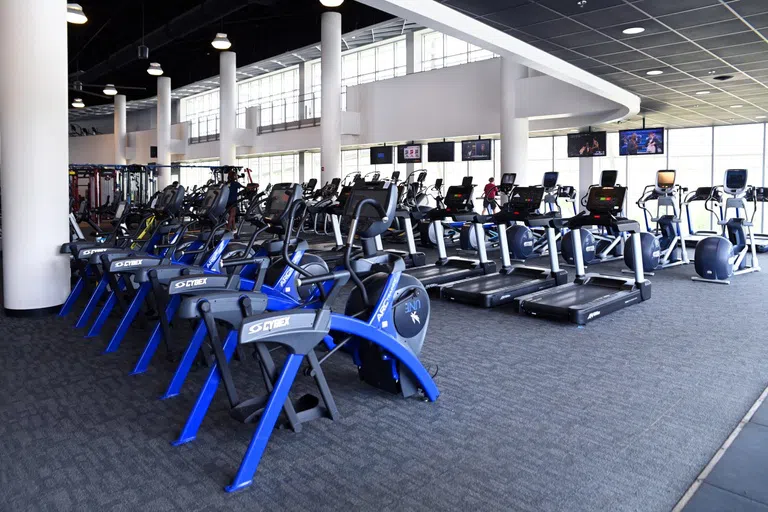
[{"left": 59, "top": 178, "right": 439, "bottom": 493}]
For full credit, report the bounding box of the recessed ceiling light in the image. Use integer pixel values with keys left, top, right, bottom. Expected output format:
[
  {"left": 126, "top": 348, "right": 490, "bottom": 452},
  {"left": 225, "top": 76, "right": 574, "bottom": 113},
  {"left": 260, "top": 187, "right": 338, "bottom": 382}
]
[
  {"left": 757, "top": 115, "right": 766, "bottom": 119},
  {"left": 695, "top": 91, "right": 711, "bottom": 95},
  {"left": 622, "top": 27, "right": 645, "bottom": 35},
  {"left": 646, "top": 70, "right": 663, "bottom": 76},
  {"left": 708, "top": 70, "right": 716, "bottom": 75},
  {"left": 731, "top": 105, "right": 743, "bottom": 108}
]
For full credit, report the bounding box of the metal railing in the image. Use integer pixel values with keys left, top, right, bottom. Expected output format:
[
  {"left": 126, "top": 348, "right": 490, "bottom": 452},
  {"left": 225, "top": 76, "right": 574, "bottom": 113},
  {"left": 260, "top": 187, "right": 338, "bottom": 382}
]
[{"left": 185, "top": 109, "right": 220, "bottom": 144}]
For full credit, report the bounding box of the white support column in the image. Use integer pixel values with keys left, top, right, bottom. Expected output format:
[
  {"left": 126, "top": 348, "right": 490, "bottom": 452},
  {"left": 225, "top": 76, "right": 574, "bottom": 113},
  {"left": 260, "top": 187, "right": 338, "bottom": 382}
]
[
  {"left": 579, "top": 157, "right": 594, "bottom": 213},
  {"left": 500, "top": 58, "right": 529, "bottom": 185},
  {"left": 219, "top": 51, "right": 237, "bottom": 166},
  {"left": 298, "top": 151, "right": 306, "bottom": 183},
  {"left": 298, "top": 62, "right": 307, "bottom": 121},
  {"left": 406, "top": 30, "right": 416, "bottom": 74},
  {"left": 0, "top": 0, "right": 70, "bottom": 313},
  {"left": 156, "top": 76, "right": 172, "bottom": 189},
  {"left": 114, "top": 94, "right": 127, "bottom": 165},
  {"left": 321, "top": 11, "right": 342, "bottom": 182}
]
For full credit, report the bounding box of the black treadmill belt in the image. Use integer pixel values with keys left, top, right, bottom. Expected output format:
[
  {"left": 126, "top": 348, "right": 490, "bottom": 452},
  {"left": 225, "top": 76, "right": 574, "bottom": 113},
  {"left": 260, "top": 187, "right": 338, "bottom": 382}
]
[
  {"left": 528, "top": 283, "right": 623, "bottom": 309},
  {"left": 406, "top": 265, "right": 482, "bottom": 286},
  {"left": 448, "top": 273, "right": 541, "bottom": 295}
]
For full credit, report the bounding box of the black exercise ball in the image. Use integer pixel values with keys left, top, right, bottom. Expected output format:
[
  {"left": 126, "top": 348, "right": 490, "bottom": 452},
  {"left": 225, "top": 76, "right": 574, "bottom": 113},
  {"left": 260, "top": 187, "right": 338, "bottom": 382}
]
[
  {"left": 624, "top": 232, "right": 660, "bottom": 271},
  {"left": 507, "top": 225, "right": 535, "bottom": 259},
  {"left": 694, "top": 236, "right": 735, "bottom": 281},
  {"left": 561, "top": 228, "right": 596, "bottom": 265}
]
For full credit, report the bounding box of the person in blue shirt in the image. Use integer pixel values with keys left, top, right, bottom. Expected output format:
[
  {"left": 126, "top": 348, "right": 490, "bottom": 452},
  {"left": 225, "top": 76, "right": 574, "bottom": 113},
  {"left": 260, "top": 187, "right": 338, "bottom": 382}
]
[{"left": 226, "top": 170, "right": 243, "bottom": 231}]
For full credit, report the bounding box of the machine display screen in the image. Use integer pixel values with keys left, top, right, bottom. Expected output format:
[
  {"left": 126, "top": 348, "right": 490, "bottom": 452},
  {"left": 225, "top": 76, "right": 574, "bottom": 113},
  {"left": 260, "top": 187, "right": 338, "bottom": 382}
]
[
  {"left": 567, "top": 131, "right": 607, "bottom": 157},
  {"left": 542, "top": 171, "right": 559, "bottom": 189},
  {"left": 445, "top": 186, "right": 472, "bottom": 209},
  {"left": 508, "top": 187, "right": 544, "bottom": 210},
  {"left": 344, "top": 185, "right": 392, "bottom": 219},
  {"left": 370, "top": 146, "right": 393, "bottom": 165},
  {"left": 428, "top": 142, "right": 455, "bottom": 162},
  {"left": 725, "top": 169, "right": 748, "bottom": 191},
  {"left": 265, "top": 184, "right": 294, "bottom": 216},
  {"left": 397, "top": 145, "right": 422, "bottom": 163},
  {"left": 462, "top": 139, "right": 492, "bottom": 161},
  {"left": 656, "top": 170, "right": 675, "bottom": 190},
  {"left": 600, "top": 170, "right": 618, "bottom": 187},
  {"left": 501, "top": 173, "right": 516, "bottom": 185},
  {"left": 586, "top": 186, "right": 627, "bottom": 213},
  {"left": 619, "top": 128, "right": 665, "bottom": 155}
]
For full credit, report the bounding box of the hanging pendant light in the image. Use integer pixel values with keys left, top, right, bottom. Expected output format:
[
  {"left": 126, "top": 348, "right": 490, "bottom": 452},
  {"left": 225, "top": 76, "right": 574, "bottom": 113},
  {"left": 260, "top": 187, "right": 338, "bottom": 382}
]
[
  {"left": 211, "top": 33, "right": 232, "bottom": 50},
  {"left": 147, "top": 62, "right": 164, "bottom": 76},
  {"left": 319, "top": 0, "right": 344, "bottom": 6},
  {"left": 72, "top": 98, "right": 85, "bottom": 108},
  {"left": 103, "top": 84, "right": 118, "bottom": 96},
  {"left": 67, "top": 3, "right": 88, "bottom": 24}
]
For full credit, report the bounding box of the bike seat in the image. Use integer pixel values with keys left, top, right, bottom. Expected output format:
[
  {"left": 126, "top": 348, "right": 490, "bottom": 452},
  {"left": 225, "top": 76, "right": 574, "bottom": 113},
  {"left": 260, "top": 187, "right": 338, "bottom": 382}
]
[{"left": 178, "top": 291, "right": 269, "bottom": 328}]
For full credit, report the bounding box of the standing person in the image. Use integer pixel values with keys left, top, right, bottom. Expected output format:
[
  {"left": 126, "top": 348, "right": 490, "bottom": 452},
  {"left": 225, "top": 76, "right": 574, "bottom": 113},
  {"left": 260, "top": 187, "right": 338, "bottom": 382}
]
[
  {"left": 226, "top": 170, "right": 244, "bottom": 232},
  {"left": 483, "top": 177, "right": 498, "bottom": 215}
]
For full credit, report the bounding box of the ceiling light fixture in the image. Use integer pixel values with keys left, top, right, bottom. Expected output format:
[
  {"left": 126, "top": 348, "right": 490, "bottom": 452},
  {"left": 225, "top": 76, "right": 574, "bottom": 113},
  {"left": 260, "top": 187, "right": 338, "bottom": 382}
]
[
  {"left": 72, "top": 98, "right": 85, "bottom": 108},
  {"left": 695, "top": 91, "right": 711, "bottom": 95},
  {"left": 66, "top": 3, "right": 88, "bottom": 24},
  {"left": 319, "top": 0, "right": 344, "bottom": 6},
  {"left": 103, "top": 84, "right": 118, "bottom": 96},
  {"left": 622, "top": 27, "right": 645, "bottom": 35},
  {"left": 757, "top": 115, "right": 766, "bottom": 119},
  {"left": 147, "top": 62, "right": 163, "bottom": 76},
  {"left": 211, "top": 33, "right": 231, "bottom": 50},
  {"left": 730, "top": 105, "right": 743, "bottom": 108},
  {"left": 646, "top": 70, "right": 663, "bottom": 76}
]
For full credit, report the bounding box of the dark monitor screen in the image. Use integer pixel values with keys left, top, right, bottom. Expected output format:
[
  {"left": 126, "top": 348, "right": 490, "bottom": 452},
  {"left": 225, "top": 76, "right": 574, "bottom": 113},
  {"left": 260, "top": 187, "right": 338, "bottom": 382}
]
[
  {"left": 445, "top": 185, "right": 472, "bottom": 209},
  {"left": 435, "top": 178, "right": 443, "bottom": 189},
  {"left": 567, "top": 131, "right": 607, "bottom": 157},
  {"left": 725, "top": 169, "right": 748, "bottom": 192},
  {"left": 501, "top": 173, "right": 516, "bottom": 185},
  {"left": 390, "top": 171, "right": 400, "bottom": 181},
  {"left": 543, "top": 171, "right": 559, "bottom": 189},
  {"left": 600, "top": 170, "right": 618, "bottom": 187},
  {"left": 619, "top": 128, "right": 665, "bottom": 156},
  {"left": 344, "top": 183, "right": 392, "bottom": 219},
  {"left": 370, "top": 146, "right": 393, "bottom": 165},
  {"left": 265, "top": 184, "right": 295, "bottom": 216},
  {"left": 397, "top": 144, "right": 422, "bottom": 163},
  {"left": 462, "top": 176, "right": 474, "bottom": 187},
  {"left": 508, "top": 187, "right": 545, "bottom": 210},
  {"left": 462, "top": 139, "right": 492, "bottom": 161},
  {"left": 586, "top": 186, "right": 627, "bottom": 213},
  {"left": 428, "top": 142, "right": 455, "bottom": 162},
  {"left": 305, "top": 178, "right": 317, "bottom": 191}
]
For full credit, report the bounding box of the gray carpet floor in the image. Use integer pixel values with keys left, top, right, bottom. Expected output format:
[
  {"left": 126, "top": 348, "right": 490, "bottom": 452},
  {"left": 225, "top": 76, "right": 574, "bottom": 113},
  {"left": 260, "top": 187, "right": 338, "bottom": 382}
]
[{"left": 2, "top": 245, "right": 768, "bottom": 512}]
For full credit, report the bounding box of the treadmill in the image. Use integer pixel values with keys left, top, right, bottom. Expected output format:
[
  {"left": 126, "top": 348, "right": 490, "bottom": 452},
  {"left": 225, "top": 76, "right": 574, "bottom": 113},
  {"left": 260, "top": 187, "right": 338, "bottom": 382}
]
[
  {"left": 684, "top": 186, "right": 723, "bottom": 247},
  {"left": 441, "top": 186, "right": 568, "bottom": 307},
  {"left": 404, "top": 182, "right": 496, "bottom": 289},
  {"left": 513, "top": 186, "right": 651, "bottom": 325}
]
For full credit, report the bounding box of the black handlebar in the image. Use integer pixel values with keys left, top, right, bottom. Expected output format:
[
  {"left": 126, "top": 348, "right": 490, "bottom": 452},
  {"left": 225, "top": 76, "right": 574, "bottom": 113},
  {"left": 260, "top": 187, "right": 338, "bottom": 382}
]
[{"left": 296, "top": 270, "right": 351, "bottom": 287}]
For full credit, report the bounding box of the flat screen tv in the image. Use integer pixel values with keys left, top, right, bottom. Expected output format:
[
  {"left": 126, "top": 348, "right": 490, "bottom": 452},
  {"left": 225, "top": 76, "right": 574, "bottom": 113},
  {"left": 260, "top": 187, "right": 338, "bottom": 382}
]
[
  {"left": 619, "top": 128, "right": 664, "bottom": 156},
  {"left": 427, "top": 141, "right": 455, "bottom": 162},
  {"left": 369, "top": 146, "right": 393, "bottom": 165},
  {"left": 397, "top": 144, "right": 422, "bottom": 164},
  {"left": 567, "top": 131, "right": 607, "bottom": 157},
  {"left": 462, "top": 139, "right": 492, "bottom": 161}
]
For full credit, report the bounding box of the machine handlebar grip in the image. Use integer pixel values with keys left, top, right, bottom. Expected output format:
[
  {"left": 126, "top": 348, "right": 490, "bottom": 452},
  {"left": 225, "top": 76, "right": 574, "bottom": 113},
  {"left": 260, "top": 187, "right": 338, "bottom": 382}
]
[{"left": 297, "top": 270, "right": 350, "bottom": 287}]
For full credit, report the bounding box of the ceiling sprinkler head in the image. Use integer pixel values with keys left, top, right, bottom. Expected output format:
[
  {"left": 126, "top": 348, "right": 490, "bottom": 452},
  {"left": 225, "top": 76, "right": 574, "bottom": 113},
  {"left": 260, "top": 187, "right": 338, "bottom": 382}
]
[{"left": 577, "top": 0, "right": 587, "bottom": 7}]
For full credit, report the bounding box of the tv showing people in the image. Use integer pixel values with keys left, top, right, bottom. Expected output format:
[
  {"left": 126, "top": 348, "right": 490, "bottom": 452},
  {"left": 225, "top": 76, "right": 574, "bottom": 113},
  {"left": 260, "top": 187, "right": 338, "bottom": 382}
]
[
  {"left": 462, "top": 139, "right": 492, "bottom": 161},
  {"left": 567, "top": 131, "right": 607, "bottom": 157},
  {"left": 397, "top": 144, "right": 422, "bottom": 163},
  {"left": 369, "top": 146, "right": 393, "bottom": 165},
  {"left": 427, "top": 141, "right": 455, "bottom": 162},
  {"left": 619, "top": 128, "right": 665, "bottom": 155}
]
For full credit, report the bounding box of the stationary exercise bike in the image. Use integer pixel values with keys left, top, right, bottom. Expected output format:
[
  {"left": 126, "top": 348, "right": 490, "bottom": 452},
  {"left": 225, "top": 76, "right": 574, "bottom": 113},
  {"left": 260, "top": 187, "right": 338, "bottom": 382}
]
[
  {"left": 624, "top": 170, "right": 690, "bottom": 273},
  {"left": 692, "top": 169, "right": 761, "bottom": 284}
]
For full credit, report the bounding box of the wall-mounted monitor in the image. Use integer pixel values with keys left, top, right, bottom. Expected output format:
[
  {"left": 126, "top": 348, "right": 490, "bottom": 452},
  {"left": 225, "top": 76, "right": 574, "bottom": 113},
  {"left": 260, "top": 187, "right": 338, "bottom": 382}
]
[
  {"left": 567, "top": 131, "right": 607, "bottom": 157},
  {"left": 369, "top": 146, "right": 393, "bottom": 165},
  {"left": 397, "top": 144, "right": 422, "bottom": 163},
  {"left": 462, "top": 139, "right": 492, "bottom": 161},
  {"left": 619, "top": 128, "right": 665, "bottom": 156},
  {"left": 427, "top": 141, "right": 455, "bottom": 162}
]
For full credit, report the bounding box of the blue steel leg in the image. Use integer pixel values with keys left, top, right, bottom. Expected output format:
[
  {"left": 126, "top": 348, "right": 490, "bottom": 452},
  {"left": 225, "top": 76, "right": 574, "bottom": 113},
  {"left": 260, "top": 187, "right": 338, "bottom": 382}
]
[
  {"left": 102, "top": 282, "right": 152, "bottom": 353},
  {"left": 59, "top": 278, "right": 84, "bottom": 317},
  {"left": 131, "top": 294, "right": 181, "bottom": 375},
  {"left": 86, "top": 276, "right": 129, "bottom": 337},
  {"left": 75, "top": 277, "right": 108, "bottom": 328},
  {"left": 171, "top": 330, "right": 238, "bottom": 445},
  {"left": 225, "top": 353, "right": 303, "bottom": 493},
  {"left": 161, "top": 320, "right": 208, "bottom": 399}
]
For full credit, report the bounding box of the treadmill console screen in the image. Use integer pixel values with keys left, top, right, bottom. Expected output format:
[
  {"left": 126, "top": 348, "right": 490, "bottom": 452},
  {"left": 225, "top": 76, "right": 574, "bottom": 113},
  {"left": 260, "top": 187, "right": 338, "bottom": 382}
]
[
  {"left": 543, "top": 171, "right": 559, "bottom": 189},
  {"left": 501, "top": 173, "right": 516, "bottom": 185},
  {"left": 343, "top": 182, "right": 393, "bottom": 219},
  {"left": 507, "top": 187, "right": 545, "bottom": 211},
  {"left": 600, "top": 170, "right": 618, "bottom": 187},
  {"left": 586, "top": 186, "right": 627, "bottom": 214},
  {"left": 725, "top": 169, "right": 748, "bottom": 194},
  {"left": 445, "top": 185, "right": 473, "bottom": 211}
]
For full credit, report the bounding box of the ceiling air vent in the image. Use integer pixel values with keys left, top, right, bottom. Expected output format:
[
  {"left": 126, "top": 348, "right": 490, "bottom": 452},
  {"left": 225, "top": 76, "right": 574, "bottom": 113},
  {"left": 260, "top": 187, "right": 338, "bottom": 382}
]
[{"left": 713, "top": 75, "right": 734, "bottom": 81}]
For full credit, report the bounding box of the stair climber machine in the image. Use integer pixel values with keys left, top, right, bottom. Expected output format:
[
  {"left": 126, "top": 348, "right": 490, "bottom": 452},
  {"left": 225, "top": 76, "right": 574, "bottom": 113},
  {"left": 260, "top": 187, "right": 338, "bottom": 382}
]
[
  {"left": 441, "top": 186, "right": 568, "bottom": 308},
  {"left": 406, "top": 179, "right": 497, "bottom": 289},
  {"left": 166, "top": 179, "right": 439, "bottom": 492},
  {"left": 562, "top": 170, "right": 626, "bottom": 266},
  {"left": 624, "top": 170, "right": 690, "bottom": 274},
  {"left": 692, "top": 169, "right": 761, "bottom": 284},
  {"left": 684, "top": 185, "right": 724, "bottom": 247},
  {"left": 514, "top": 185, "right": 651, "bottom": 325},
  {"left": 303, "top": 178, "right": 341, "bottom": 236}
]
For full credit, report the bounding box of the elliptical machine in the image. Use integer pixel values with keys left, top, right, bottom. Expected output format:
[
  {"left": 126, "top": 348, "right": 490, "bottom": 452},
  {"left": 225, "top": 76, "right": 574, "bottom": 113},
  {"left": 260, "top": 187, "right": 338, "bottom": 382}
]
[
  {"left": 692, "top": 169, "right": 761, "bottom": 284},
  {"left": 624, "top": 170, "right": 689, "bottom": 273}
]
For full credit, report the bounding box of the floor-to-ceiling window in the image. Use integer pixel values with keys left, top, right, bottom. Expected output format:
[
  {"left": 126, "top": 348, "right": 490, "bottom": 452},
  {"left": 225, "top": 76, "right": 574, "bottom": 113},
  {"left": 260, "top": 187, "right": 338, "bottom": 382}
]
[
  {"left": 180, "top": 90, "right": 220, "bottom": 142},
  {"left": 236, "top": 154, "right": 300, "bottom": 186},
  {"left": 420, "top": 30, "right": 496, "bottom": 72},
  {"left": 236, "top": 67, "right": 300, "bottom": 129}
]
